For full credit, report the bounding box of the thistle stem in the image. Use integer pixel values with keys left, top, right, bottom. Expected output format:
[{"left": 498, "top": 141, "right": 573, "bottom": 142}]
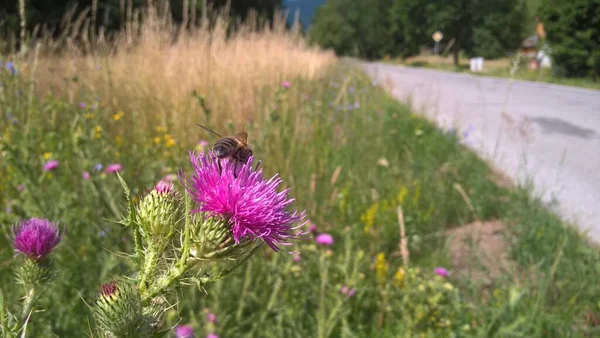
[
  {"left": 21, "top": 286, "right": 36, "bottom": 323},
  {"left": 138, "top": 246, "right": 157, "bottom": 295}
]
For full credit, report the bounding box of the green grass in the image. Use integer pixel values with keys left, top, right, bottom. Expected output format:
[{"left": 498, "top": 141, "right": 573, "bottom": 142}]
[
  {"left": 1, "top": 61, "right": 600, "bottom": 337},
  {"left": 394, "top": 57, "right": 600, "bottom": 91}
]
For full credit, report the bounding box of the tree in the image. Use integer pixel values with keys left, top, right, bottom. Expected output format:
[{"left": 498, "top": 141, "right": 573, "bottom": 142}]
[
  {"left": 309, "top": 0, "right": 399, "bottom": 59},
  {"left": 539, "top": 0, "right": 600, "bottom": 78},
  {"left": 426, "top": 0, "right": 527, "bottom": 65}
]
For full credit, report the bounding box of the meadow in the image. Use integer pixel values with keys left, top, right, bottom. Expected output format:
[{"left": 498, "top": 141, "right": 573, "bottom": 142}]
[{"left": 2, "top": 6, "right": 600, "bottom": 338}]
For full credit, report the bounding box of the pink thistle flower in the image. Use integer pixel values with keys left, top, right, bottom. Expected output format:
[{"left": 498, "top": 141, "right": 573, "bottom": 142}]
[
  {"left": 12, "top": 218, "right": 61, "bottom": 260},
  {"left": 293, "top": 253, "right": 301, "bottom": 262},
  {"left": 183, "top": 151, "right": 305, "bottom": 251},
  {"left": 43, "top": 160, "right": 59, "bottom": 172},
  {"left": 207, "top": 334, "right": 219, "bottom": 338},
  {"left": 347, "top": 288, "right": 356, "bottom": 297},
  {"left": 101, "top": 281, "right": 118, "bottom": 297},
  {"left": 82, "top": 171, "right": 91, "bottom": 180},
  {"left": 104, "top": 163, "right": 122, "bottom": 174},
  {"left": 282, "top": 81, "right": 291, "bottom": 89},
  {"left": 434, "top": 267, "right": 450, "bottom": 277},
  {"left": 175, "top": 325, "right": 194, "bottom": 338},
  {"left": 315, "top": 233, "right": 334, "bottom": 246},
  {"left": 340, "top": 285, "right": 348, "bottom": 295},
  {"left": 154, "top": 180, "right": 174, "bottom": 194},
  {"left": 205, "top": 312, "right": 217, "bottom": 323}
]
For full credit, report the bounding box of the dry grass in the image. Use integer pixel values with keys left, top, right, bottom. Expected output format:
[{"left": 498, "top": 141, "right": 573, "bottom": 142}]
[{"left": 13, "top": 5, "right": 335, "bottom": 143}]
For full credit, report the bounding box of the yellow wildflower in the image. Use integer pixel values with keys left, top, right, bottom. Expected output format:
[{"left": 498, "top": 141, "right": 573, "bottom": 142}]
[
  {"left": 374, "top": 252, "right": 389, "bottom": 285},
  {"left": 94, "top": 126, "right": 102, "bottom": 139},
  {"left": 397, "top": 186, "right": 408, "bottom": 204},
  {"left": 164, "top": 134, "right": 176, "bottom": 148},
  {"left": 43, "top": 152, "right": 52, "bottom": 160},
  {"left": 361, "top": 203, "right": 378, "bottom": 234},
  {"left": 443, "top": 283, "right": 454, "bottom": 291},
  {"left": 394, "top": 268, "right": 405, "bottom": 287},
  {"left": 113, "top": 111, "right": 124, "bottom": 121},
  {"left": 85, "top": 113, "right": 94, "bottom": 119},
  {"left": 153, "top": 136, "right": 161, "bottom": 145}
]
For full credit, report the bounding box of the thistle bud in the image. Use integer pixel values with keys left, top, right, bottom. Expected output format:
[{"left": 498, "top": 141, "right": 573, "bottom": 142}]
[
  {"left": 93, "top": 281, "right": 142, "bottom": 336},
  {"left": 136, "top": 181, "right": 183, "bottom": 243},
  {"left": 190, "top": 214, "right": 259, "bottom": 262},
  {"left": 17, "top": 258, "right": 55, "bottom": 286}
]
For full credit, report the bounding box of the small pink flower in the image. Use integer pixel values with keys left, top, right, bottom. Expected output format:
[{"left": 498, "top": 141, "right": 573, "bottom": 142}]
[
  {"left": 17, "top": 185, "right": 25, "bottom": 192},
  {"left": 175, "top": 325, "right": 194, "bottom": 338},
  {"left": 282, "top": 81, "right": 291, "bottom": 89},
  {"left": 307, "top": 222, "right": 317, "bottom": 233},
  {"left": 207, "top": 334, "right": 219, "bottom": 338},
  {"left": 434, "top": 267, "right": 449, "bottom": 277},
  {"left": 82, "top": 171, "right": 91, "bottom": 180},
  {"left": 43, "top": 160, "right": 59, "bottom": 172},
  {"left": 315, "top": 233, "right": 334, "bottom": 246},
  {"left": 104, "top": 163, "right": 122, "bottom": 174},
  {"left": 293, "top": 253, "right": 301, "bottom": 262},
  {"left": 340, "top": 285, "right": 356, "bottom": 297},
  {"left": 206, "top": 312, "right": 217, "bottom": 323},
  {"left": 199, "top": 140, "right": 209, "bottom": 150}
]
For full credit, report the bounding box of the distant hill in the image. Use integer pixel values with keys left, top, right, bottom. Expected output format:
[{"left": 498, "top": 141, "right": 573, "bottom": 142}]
[{"left": 283, "top": 0, "right": 326, "bottom": 29}]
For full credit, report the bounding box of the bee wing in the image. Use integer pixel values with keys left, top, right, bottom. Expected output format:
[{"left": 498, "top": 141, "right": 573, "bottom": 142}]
[{"left": 234, "top": 132, "right": 248, "bottom": 143}]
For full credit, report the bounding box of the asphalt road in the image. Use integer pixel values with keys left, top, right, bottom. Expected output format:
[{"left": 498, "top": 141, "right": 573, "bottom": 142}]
[{"left": 362, "top": 62, "right": 600, "bottom": 242}]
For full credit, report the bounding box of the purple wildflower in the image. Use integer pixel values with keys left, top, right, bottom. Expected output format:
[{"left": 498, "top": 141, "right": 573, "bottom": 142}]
[
  {"left": 43, "top": 160, "right": 59, "bottom": 172},
  {"left": 293, "top": 253, "right": 301, "bottom": 262},
  {"left": 183, "top": 151, "right": 305, "bottom": 251},
  {"left": 79, "top": 102, "right": 86, "bottom": 109},
  {"left": 206, "top": 334, "right": 219, "bottom": 338},
  {"left": 315, "top": 233, "right": 334, "bottom": 246},
  {"left": 94, "top": 163, "right": 103, "bottom": 172},
  {"left": 82, "top": 171, "right": 91, "bottom": 180},
  {"left": 206, "top": 312, "right": 217, "bottom": 323},
  {"left": 17, "top": 184, "right": 25, "bottom": 192},
  {"left": 434, "top": 267, "right": 450, "bottom": 278},
  {"left": 176, "top": 325, "right": 194, "bottom": 338},
  {"left": 104, "top": 163, "right": 122, "bottom": 174},
  {"left": 282, "top": 81, "right": 291, "bottom": 89},
  {"left": 5, "top": 62, "right": 16, "bottom": 76},
  {"left": 13, "top": 218, "right": 61, "bottom": 260}
]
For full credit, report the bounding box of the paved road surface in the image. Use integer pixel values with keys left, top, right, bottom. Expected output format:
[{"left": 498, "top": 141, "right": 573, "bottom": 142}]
[{"left": 362, "top": 63, "right": 600, "bottom": 242}]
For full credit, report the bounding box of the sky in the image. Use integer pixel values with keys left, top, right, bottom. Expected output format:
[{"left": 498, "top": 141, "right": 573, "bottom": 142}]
[{"left": 284, "top": 0, "right": 326, "bottom": 29}]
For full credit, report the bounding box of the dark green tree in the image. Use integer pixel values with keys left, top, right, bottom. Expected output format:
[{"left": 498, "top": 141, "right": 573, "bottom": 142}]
[
  {"left": 539, "top": 0, "right": 600, "bottom": 78},
  {"left": 426, "top": 0, "right": 527, "bottom": 64},
  {"left": 309, "top": 0, "right": 397, "bottom": 59}
]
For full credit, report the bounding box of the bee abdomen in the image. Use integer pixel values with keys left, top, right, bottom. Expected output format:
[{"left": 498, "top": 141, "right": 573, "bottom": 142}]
[{"left": 213, "top": 138, "right": 238, "bottom": 158}]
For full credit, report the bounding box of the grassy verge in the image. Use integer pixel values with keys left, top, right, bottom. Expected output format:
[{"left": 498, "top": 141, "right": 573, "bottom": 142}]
[
  {"left": 388, "top": 54, "right": 600, "bottom": 91},
  {"left": 1, "top": 9, "right": 600, "bottom": 337}
]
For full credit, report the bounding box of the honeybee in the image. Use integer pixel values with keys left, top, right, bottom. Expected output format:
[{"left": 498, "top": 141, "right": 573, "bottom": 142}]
[{"left": 197, "top": 124, "right": 253, "bottom": 173}]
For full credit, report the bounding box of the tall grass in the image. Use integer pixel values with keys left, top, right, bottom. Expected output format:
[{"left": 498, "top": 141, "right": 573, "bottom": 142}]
[{"left": 8, "top": 4, "right": 335, "bottom": 146}]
